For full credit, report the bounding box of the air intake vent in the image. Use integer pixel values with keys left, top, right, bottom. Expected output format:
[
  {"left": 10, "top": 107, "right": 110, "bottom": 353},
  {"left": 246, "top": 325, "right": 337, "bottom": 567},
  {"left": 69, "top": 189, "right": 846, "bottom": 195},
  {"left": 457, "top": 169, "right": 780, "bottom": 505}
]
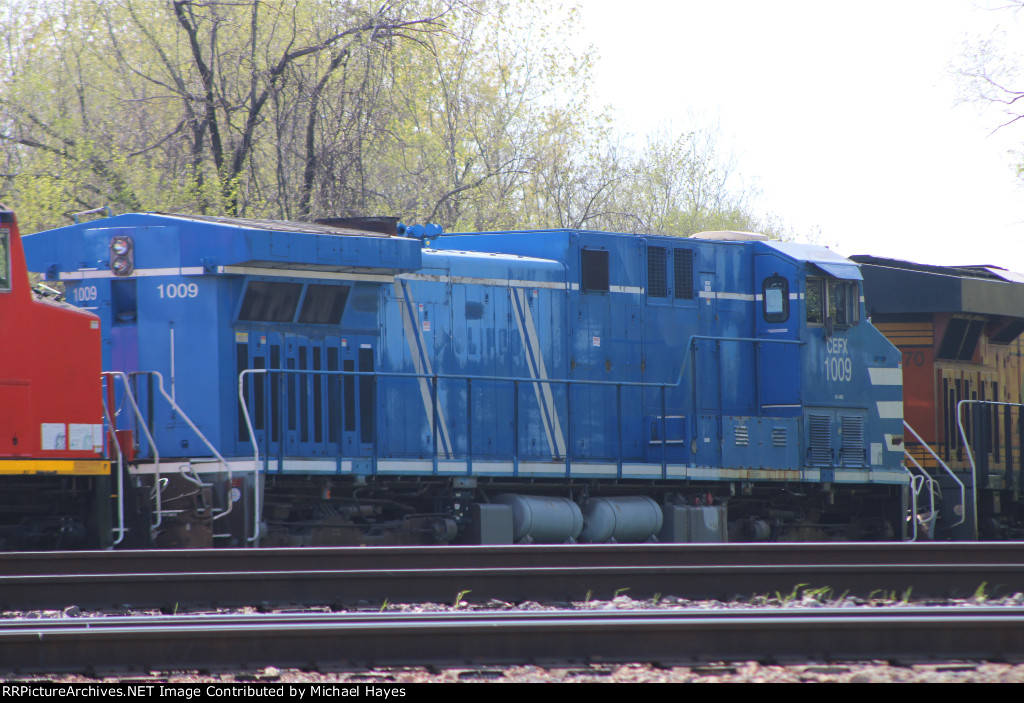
[
  {"left": 808, "top": 414, "right": 832, "bottom": 465},
  {"left": 647, "top": 246, "right": 667, "bottom": 298},
  {"left": 674, "top": 249, "right": 694, "bottom": 300},
  {"left": 734, "top": 425, "right": 749, "bottom": 447},
  {"left": 772, "top": 427, "right": 787, "bottom": 447},
  {"left": 937, "top": 317, "right": 984, "bottom": 361},
  {"left": 840, "top": 415, "right": 865, "bottom": 466}
]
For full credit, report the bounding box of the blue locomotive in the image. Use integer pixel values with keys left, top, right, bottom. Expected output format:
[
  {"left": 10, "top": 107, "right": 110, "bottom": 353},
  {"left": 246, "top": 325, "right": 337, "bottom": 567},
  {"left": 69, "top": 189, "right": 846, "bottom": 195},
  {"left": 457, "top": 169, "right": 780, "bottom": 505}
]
[{"left": 23, "top": 214, "right": 906, "bottom": 546}]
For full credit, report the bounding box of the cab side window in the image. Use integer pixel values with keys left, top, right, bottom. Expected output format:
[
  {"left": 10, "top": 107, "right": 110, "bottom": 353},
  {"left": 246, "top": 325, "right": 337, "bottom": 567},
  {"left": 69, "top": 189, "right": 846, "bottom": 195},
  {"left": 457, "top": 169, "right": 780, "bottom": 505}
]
[
  {"left": 762, "top": 275, "right": 789, "bottom": 323},
  {"left": 805, "top": 278, "right": 824, "bottom": 324},
  {"left": 0, "top": 230, "right": 9, "bottom": 292},
  {"left": 828, "top": 279, "right": 858, "bottom": 326},
  {"left": 806, "top": 277, "right": 858, "bottom": 327}
]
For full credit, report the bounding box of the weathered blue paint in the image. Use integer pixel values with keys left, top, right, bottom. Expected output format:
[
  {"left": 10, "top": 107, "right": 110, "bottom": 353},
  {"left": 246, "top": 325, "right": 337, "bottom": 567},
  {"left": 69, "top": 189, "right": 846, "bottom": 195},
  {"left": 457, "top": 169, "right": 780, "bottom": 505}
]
[{"left": 24, "top": 216, "right": 904, "bottom": 487}]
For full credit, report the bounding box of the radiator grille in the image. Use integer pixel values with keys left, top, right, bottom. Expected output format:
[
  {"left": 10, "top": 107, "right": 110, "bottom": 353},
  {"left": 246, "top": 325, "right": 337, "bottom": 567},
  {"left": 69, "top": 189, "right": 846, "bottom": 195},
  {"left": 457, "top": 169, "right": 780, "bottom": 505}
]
[
  {"left": 808, "top": 414, "right": 832, "bottom": 465},
  {"left": 840, "top": 415, "right": 865, "bottom": 466}
]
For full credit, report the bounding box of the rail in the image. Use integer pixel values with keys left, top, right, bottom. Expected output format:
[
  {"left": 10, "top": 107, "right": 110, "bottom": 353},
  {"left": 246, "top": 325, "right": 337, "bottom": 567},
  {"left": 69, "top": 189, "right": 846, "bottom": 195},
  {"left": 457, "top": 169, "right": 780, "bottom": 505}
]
[
  {"left": 8, "top": 543, "right": 1024, "bottom": 610},
  {"left": 8, "top": 607, "right": 1024, "bottom": 673},
  {"left": 10, "top": 608, "right": 1024, "bottom": 673}
]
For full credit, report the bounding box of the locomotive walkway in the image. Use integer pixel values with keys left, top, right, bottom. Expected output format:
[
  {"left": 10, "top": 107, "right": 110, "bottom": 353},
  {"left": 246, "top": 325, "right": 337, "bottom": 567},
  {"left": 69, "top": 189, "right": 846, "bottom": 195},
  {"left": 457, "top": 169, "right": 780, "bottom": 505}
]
[
  {"left": 0, "top": 543, "right": 1022, "bottom": 610},
  {"left": 3, "top": 608, "right": 1024, "bottom": 673}
]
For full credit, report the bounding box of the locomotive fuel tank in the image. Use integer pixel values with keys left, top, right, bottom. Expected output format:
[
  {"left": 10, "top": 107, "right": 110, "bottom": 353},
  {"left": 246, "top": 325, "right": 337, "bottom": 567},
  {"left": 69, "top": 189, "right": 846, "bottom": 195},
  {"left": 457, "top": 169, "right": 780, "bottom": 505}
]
[{"left": 579, "top": 496, "right": 663, "bottom": 543}]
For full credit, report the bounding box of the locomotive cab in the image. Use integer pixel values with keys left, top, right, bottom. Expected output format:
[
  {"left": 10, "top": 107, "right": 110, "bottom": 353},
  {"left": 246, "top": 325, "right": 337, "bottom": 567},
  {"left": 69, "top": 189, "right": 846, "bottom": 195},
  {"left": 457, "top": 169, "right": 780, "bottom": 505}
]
[{"left": 756, "top": 243, "right": 903, "bottom": 469}]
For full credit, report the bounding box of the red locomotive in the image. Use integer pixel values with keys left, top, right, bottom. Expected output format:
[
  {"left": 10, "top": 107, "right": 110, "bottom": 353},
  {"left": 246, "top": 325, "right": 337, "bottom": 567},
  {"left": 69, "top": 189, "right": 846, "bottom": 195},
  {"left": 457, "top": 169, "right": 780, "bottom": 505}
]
[{"left": 0, "top": 203, "right": 111, "bottom": 548}]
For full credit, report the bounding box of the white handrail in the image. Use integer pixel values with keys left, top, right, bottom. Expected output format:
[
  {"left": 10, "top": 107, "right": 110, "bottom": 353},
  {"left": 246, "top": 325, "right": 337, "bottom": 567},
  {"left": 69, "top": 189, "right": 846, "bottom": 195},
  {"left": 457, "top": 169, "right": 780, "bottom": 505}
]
[
  {"left": 145, "top": 370, "right": 233, "bottom": 522},
  {"left": 902, "top": 461, "right": 919, "bottom": 542},
  {"left": 901, "top": 451, "right": 937, "bottom": 540},
  {"left": 238, "top": 368, "right": 265, "bottom": 544},
  {"left": 99, "top": 387, "right": 125, "bottom": 546},
  {"left": 903, "top": 419, "right": 964, "bottom": 529},
  {"left": 956, "top": 399, "right": 1023, "bottom": 541},
  {"left": 101, "top": 370, "right": 163, "bottom": 532}
]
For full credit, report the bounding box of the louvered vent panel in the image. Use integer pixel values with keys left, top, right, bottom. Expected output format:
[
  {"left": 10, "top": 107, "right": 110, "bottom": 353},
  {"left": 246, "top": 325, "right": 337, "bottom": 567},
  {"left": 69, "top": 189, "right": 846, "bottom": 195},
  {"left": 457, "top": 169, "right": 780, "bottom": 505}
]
[
  {"left": 808, "top": 414, "right": 832, "bottom": 465},
  {"left": 840, "top": 415, "right": 865, "bottom": 466},
  {"left": 772, "top": 427, "right": 787, "bottom": 447},
  {"left": 734, "top": 425, "right": 749, "bottom": 447}
]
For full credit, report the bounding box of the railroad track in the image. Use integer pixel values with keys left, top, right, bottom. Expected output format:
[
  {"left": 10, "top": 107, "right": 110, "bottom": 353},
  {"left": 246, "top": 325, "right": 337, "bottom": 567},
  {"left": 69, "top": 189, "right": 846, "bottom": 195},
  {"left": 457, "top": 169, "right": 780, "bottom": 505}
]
[
  {"left": 0, "top": 543, "right": 1022, "bottom": 611},
  {"left": 5, "top": 608, "right": 1024, "bottom": 673}
]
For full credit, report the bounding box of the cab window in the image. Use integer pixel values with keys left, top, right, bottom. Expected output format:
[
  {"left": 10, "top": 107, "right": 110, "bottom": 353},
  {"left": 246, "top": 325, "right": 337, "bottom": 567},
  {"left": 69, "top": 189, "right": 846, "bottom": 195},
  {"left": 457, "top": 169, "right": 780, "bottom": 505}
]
[
  {"left": 806, "top": 277, "right": 858, "bottom": 327},
  {"left": 805, "top": 279, "right": 824, "bottom": 324},
  {"left": 828, "top": 279, "right": 856, "bottom": 325},
  {"left": 762, "top": 275, "right": 789, "bottom": 323},
  {"left": 0, "top": 230, "right": 9, "bottom": 292}
]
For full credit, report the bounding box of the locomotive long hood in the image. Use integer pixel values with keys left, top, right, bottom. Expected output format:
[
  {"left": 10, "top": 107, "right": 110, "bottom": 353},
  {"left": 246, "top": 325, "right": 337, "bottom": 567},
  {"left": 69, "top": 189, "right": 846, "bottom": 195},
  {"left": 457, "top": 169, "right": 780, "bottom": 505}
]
[{"left": 22, "top": 212, "right": 424, "bottom": 278}]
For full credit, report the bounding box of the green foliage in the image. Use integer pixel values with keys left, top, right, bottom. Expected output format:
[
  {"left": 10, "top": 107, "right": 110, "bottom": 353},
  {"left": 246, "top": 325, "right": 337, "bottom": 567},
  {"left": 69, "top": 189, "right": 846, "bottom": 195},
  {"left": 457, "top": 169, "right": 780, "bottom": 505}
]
[
  {"left": 774, "top": 583, "right": 810, "bottom": 603},
  {"left": 0, "top": 0, "right": 789, "bottom": 237},
  {"left": 801, "top": 586, "right": 834, "bottom": 602}
]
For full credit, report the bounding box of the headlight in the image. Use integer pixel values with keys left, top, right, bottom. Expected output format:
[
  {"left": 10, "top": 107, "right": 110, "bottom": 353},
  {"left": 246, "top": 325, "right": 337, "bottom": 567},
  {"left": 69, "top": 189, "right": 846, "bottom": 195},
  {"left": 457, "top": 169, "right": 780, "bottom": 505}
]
[
  {"left": 110, "top": 236, "right": 132, "bottom": 256},
  {"left": 109, "top": 236, "right": 134, "bottom": 276}
]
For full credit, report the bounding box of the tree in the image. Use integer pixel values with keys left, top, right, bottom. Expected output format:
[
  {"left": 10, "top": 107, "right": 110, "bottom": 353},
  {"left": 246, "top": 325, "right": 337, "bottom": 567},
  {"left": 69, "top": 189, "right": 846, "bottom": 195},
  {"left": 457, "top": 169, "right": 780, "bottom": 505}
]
[
  {"left": 361, "top": 0, "right": 603, "bottom": 231},
  {"left": 956, "top": 2, "right": 1024, "bottom": 182},
  {"left": 0, "top": 0, "right": 445, "bottom": 226},
  {"left": 0, "top": 0, "right": 790, "bottom": 239}
]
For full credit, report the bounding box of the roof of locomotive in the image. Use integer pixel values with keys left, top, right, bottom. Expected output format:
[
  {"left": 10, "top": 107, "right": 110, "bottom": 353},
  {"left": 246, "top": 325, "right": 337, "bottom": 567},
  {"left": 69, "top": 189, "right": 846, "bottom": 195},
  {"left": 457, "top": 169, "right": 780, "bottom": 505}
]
[
  {"left": 23, "top": 212, "right": 424, "bottom": 277},
  {"left": 150, "top": 212, "right": 395, "bottom": 237},
  {"left": 850, "top": 254, "right": 1024, "bottom": 284},
  {"left": 435, "top": 228, "right": 862, "bottom": 274},
  {"left": 852, "top": 254, "right": 1024, "bottom": 318}
]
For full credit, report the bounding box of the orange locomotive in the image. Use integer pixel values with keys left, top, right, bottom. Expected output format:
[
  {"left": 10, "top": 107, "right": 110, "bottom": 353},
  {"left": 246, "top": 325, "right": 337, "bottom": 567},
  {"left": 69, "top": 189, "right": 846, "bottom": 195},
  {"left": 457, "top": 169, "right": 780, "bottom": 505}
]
[
  {"left": 0, "top": 203, "right": 111, "bottom": 548},
  {"left": 855, "top": 255, "right": 1024, "bottom": 540}
]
